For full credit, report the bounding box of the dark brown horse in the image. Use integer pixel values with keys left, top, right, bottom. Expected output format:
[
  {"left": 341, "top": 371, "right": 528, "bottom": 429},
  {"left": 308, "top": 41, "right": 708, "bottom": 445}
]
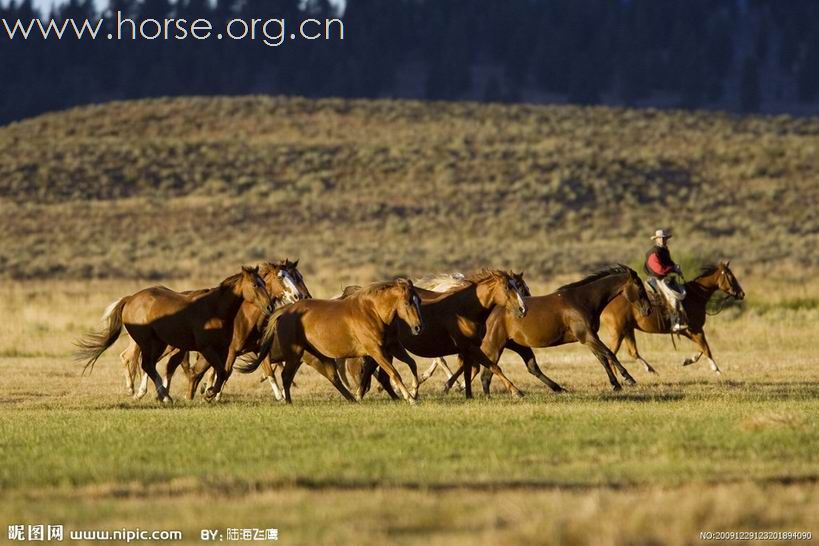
[
  {"left": 463, "top": 265, "right": 652, "bottom": 393},
  {"left": 186, "top": 259, "right": 312, "bottom": 400},
  {"left": 354, "top": 270, "right": 530, "bottom": 399},
  {"left": 119, "top": 260, "right": 310, "bottom": 400},
  {"left": 76, "top": 266, "right": 273, "bottom": 402},
  {"left": 601, "top": 261, "right": 745, "bottom": 375},
  {"left": 236, "top": 279, "right": 424, "bottom": 404}
]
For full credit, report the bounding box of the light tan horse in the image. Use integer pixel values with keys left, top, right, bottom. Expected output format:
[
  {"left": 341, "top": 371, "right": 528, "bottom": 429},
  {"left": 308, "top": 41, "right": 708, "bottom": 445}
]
[
  {"left": 76, "top": 266, "right": 273, "bottom": 402},
  {"left": 120, "top": 260, "right": 310, "bottom": 400},
  {"left": 236, "top": 279, "right": 424, "bottom": 404},
  {"left": 601, "top": 261, "right": 745, "bottom": 374}
]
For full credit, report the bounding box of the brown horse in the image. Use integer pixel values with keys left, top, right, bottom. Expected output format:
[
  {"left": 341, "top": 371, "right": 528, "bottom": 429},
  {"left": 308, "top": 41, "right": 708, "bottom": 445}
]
[
  {"left": 601, "top": 261, "right": 745, "bottom": 375},
  {"left": 462, "top": 265, "right": 652, "bottom": 393},
  {"left": 76, "top": 266, "right": 273, "bottom": 402},
  {"left": 186, "top": 259, "right": 312, "bottom": 400},
  {"left": 354, "top": 270, "right": 530, "bottom": 400},
  {"left": 119, "top": 260, "right": 310, "bottom": 400},
  {"left": 236, "top": 279, "right": 424, "bottom": 404}
]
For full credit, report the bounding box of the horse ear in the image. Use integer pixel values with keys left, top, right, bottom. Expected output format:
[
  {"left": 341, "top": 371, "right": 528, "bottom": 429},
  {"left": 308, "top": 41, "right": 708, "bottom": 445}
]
[{"left": 725, "top": 260, "right": 730, "bottom": 267}]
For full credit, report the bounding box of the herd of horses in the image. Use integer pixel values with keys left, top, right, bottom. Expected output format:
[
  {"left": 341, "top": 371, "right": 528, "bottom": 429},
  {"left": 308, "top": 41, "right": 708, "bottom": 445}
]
[{"left": 76, "top": 259, "right": 745, "bottom": 404}]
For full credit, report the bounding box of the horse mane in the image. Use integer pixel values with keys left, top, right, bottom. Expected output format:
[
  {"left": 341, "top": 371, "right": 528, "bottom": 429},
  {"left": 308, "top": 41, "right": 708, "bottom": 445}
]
[
  {"left": 464, "top": 269, "right": 507, "bottom": 285},
  {"left": 557, "top": 264, "right": 634, "bottom": 293},
  {"left": 354, "top": 279, "right": 407, "bottom": 297},
  {"left": 695, "top": 263, "right": 720, "bottom": 279},
  {"left": 414, "top": 272, "right": 467, "bottom": 291},
  {"left": 219, "top": 272, "right": 243, "bottom": 288}
]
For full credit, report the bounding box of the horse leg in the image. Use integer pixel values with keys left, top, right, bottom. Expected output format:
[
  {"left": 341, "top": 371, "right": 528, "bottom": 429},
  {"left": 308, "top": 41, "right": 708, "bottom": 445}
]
[
  {"left": 134, "top": 371, "right": 150, "bottom": 400},
  {"left": 139, "top": 340, "right": 171, "bottom": 403},
  {"left": 199, "top": 347, "right": 228, "bottom": 402},
  {"left": 585, "top": 330, "right": 637, "bottom": 385},
  {"left": 623, "top": 331, "right": 657, "bottom": 374},
  {"left": 369, "top": 350, "right": 415, "bottom": 405},
  {"left": 688, "top": 331, "right": 720, "bottom": 374},
  {"left": 466, "top": 345, "right": 525, "bottom": 398},
  {"left": 163, "top": 350, "right": 188, "bottom": 397},
  {"left": 391, "top": 345, "right": 420, "bottom": 399},
  {"left": 305, "top": 354, "right": 357, "bottom": 402},
  {"left": 280, "top": 357, "right": 303, "bottom": 404},
  {"left": 581, "top": 334, "right": 625, "bottom": 391},
  {"left": 418, "top": 358, "right": 439, "bottom": 384},
  {"left": 509, "top": 342, "right": 563, "bottom": 392},
  {"left": 260, "top": 358, "right": 285, "bottom": 401},
  {"left": 336, "top": 358, "right": 352, "bottom": 391},
  {"left": 188, "top": 353, "right": 211, "bottom": 401},
  {"left": 120, "top": 342, "right": 138, "bottom": 396}
]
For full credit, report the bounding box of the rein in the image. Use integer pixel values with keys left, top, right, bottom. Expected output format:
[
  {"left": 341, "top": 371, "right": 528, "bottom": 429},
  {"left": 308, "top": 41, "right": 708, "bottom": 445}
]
[{"left": 706, "top": 293, "right": 737, "bottom": 316}]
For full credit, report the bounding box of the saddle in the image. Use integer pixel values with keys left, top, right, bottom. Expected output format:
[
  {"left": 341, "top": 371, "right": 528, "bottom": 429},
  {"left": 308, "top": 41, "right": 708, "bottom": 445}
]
[{"left": 644, "top": 278, "right": 687, "bottom": 331}]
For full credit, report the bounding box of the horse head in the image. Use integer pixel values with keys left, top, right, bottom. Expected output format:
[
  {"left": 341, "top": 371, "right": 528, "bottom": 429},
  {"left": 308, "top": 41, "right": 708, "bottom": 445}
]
[
  {"left": 393, "top": 278, "right": 424, "bottom": 335},
  {"left": 240, "top": 265, "right": 275, "bottom": 315},
  {"left": 716, "top": 261, "right": 745, "bottom": 300},
  {"left": 506, "top": 271, "right": 529, "bottom": 319}
]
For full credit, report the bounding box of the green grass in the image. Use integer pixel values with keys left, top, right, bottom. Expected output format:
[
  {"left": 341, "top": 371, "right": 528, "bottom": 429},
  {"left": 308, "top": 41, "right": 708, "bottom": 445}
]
[{"left": 3, "top": 385, "right": 818, "bottom": 492}]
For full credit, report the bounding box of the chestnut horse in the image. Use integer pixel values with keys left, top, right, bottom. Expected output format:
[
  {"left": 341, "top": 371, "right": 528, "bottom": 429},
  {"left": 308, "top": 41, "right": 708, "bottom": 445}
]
[
  {"left": 354, "top": 270, "right": 530, "bottom": 400},
  {"left": 187, "top": 259, "right": 312, "bottom": 400},
  {"left": 119, "top": 260, "right": 309, "bottom": 400},
  {"left": 462, "top": 265, "right": 652, "bottom": 393},
  {"left": 601, "top": 261, "right": 745, "bottom": 375},
  {"left": 236, "top": 279, "right": 424, "bottom": 404},
  {"left": 76, "top": 266, "right": 273, "bottom": 402}
]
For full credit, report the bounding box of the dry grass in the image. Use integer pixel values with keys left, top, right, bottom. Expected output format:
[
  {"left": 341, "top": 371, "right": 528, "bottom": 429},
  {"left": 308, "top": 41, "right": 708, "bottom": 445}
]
[{"left": 0, "top": 97, "right": 817, "bottom": 282}]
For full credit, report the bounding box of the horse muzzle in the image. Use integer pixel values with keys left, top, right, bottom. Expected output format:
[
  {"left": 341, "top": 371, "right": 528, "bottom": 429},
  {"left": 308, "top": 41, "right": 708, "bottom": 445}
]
[
  {"left": 515, "top": 306, "right": 527, "bottom": 319},
  {"left": 735, "top": 290, "right": 745, "bottom": 300},
  {"left": 411, "top": 324, "right": 424, "bottom": 336}
]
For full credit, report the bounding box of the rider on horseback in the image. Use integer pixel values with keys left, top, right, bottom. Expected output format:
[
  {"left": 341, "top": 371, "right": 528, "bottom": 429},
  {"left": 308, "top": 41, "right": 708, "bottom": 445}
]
[{"left": 645, "top": 229, "right": 688, "bottom": 332}]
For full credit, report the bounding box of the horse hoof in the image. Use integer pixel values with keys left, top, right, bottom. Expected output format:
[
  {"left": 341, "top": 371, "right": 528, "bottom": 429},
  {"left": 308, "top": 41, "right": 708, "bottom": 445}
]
[
  {"left": 407, "top": 397, "right": 418, "bottom": 406},
  {"left": 162, "top": 396, "right": 173, "bottom": 404},
  {"left": 514, "top": 390, "right": 525, "bottom": 398},
  {"left": 647, "top": 367, "right": 658, "bottom": 375},
  {"left": 625, "top": 377, "right": 637, "bottom": 386},
  {"left": 551, "top": 385, "right": 564, "bottom": 393},
  {"left": 612, "top": 384, "right": 622, "bottom": 391},
  {"left": 126, "top": 388, "right": 134, "bottom": 396}
]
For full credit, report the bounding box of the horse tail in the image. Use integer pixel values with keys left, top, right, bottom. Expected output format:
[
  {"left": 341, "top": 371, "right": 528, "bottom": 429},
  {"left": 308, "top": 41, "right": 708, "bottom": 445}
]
[
  {"left": 236, "top": 307, "right": 286, "bottom": 374},
  {"left": 75, "top": 297, "right": 129, "bottom": 375}
]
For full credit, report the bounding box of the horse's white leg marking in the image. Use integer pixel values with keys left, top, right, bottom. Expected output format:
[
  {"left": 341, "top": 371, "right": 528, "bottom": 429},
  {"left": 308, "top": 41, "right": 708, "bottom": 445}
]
[
  {"left": 267, "top": 376, "right": 284, "bottom": 401},
  {"left": 135, "top": 373, "right": 149, "bottom": 400},
  {"left": 708, "top": 357, "right": 721, "bottom": 375},
  {"left": 419, "top": 359, "right": 439, "bottom": 383},
  {"left": 682, "top": 352, "right": 703, "bottom": 366}
]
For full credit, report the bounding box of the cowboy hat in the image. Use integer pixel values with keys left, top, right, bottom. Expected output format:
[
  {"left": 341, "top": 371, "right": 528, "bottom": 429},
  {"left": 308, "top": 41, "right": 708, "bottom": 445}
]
[{"left": 651, "top": 229, "right": 672, "bottom": 240}]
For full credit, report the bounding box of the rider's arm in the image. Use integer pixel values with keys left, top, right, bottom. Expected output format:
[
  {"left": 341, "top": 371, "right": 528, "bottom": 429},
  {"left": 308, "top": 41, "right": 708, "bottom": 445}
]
[{"left": 647, "top": 252, "right": 674, "bottom": 276}]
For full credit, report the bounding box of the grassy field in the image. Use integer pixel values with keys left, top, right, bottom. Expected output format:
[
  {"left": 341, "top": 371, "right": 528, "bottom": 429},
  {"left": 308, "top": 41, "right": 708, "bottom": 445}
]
[
  {"left": 1, "top": 276, "right": 817, "bottom": 545},
  {"left": 1, "top": 97, "right": 817, "bottom": 544}
]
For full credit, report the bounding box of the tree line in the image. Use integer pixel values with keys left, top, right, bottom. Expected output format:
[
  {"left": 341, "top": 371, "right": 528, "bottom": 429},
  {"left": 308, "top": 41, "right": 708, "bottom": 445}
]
[{"left": 1, "top": 0, "right": 818, "bottom": 124}]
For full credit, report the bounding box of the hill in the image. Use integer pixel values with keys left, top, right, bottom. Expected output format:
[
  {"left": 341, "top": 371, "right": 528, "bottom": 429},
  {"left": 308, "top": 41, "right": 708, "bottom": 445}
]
[{"left": 0, "top": 96, "right": 816, "bottom": 284}]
